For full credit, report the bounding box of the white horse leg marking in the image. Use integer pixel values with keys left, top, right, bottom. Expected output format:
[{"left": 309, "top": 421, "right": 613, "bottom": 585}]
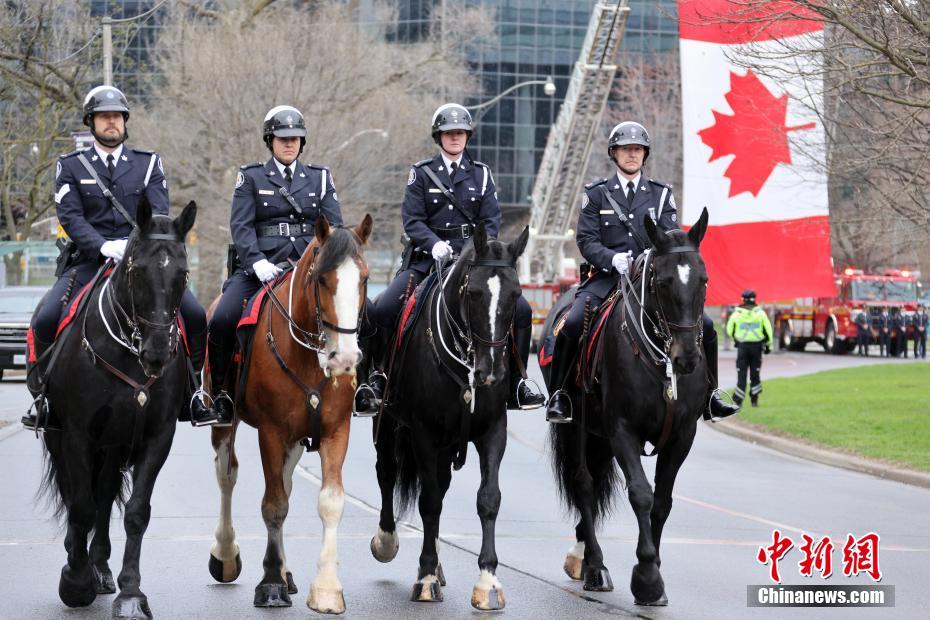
[
  {"left": 487, "top": 275, "right": 501, "bottom": 365},
  {"left": 330, "top": 259, "right": 362, "bottom": 375},
  {"left": 279, "top": 443, "right": 303, "bottom": 581},
  {"left": 309, "top": 484, "right": 346, "bottom": 612},
  {"left": 471, "top": 568, "right": 506, "bottom": 610},
  {"left": 211, "top": 439, "right": 240, "bottom": 579},
  {"left": 677, "top": 264, "right": 691, "bottom": 286},
  {"left": 370, "top": 526, "right": 400, "bottom": 562},
  {"left": 563, "top": 540, "right": 586, "bottom": 580}
]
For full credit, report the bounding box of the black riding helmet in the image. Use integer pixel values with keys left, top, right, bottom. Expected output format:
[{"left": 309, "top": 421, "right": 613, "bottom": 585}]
[
  {"left": 607, "top": 121, "right": 650, "bottom": 163},
  {"left": 742, "top": 289, "right": 756, "bottom": 303},
  {"left": 82, "top": 85, "right": 130, "bottom": 126},
  {"left": 431, "top": 103, "right": 473, "bottom": 145},
  {"left": 263, "top": 105, "right": 307, "bottom": 152}
]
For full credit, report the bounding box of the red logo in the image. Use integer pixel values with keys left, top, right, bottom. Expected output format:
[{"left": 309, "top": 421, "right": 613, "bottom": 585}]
[
  {"left": 798, "top": 534, "right": 834, "bottom": 579},
  {"left": 758, "top": 530, "right": 883, "bottom": 583},
  {"left": 698, "top": 70, "right": 816, "bottom": 198},
  {"left": 757, "top": 529, "right": 794, "bottom": 583},
  {"left": 842, "top": 533, "right": 882, "bottom": 581}
]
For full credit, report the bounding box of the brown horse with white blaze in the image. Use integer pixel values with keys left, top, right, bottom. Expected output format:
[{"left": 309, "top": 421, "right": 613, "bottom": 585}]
[{"left": 206, "top": 215, "right": 372, "bottom": 614}]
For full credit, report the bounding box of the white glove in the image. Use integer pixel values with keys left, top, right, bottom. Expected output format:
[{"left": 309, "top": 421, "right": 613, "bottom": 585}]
[
  {"left": 431, "top": 240, "right": 453, "bottom": 262},
  {"left": 612, "top": 251, "right": 631, "bottom": 274},
  {"left": 100, "top": 239, "right": 128, "bottom": 261},
  {"left": 252, "top": 259, "right": 283, "bottom": 283}
]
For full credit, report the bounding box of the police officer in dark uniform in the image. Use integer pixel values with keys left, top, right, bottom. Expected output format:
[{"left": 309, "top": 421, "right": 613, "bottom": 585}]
[
  {"left": 914, "top": 304, "right": 928, "bottom": 359},
  {"left": 878, "top": 308, "right": 891, "bottom": 357},
  {"left": 546, "top": 121, "right": 740, "bottom": 423},
  {"left": 891, "top": 308, "right": 907, "bottom": 357},
  {"left": 353, "top": 103, "right": 544, "bottom": 414},
  {"left": 855, "top": 309, "right": 870, "bottom": 356},
  {"left": 23, "top": 85, "right": 214, "bottom": 429},
  {"left": 205, "top": 105, "right": 343, "bottom": 424}
]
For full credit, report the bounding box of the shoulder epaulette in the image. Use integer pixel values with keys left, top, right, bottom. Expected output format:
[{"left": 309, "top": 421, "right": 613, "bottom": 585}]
[
  {"left": 60, "top": 149, "right": 83, "bottom": 159},
  {"left": 240, "top": 162, "right": 262, "bottom": 170},
  {"left": 648, "top": 178, "right": 673, "bottom": 190},
  {"left": 472, "top": 160, "right": 489, "bottom": 169},
  {"left": 130, "top": 147, "right": 154, "bottom": 156},
  {"left": 584, "top": 178, "right": 608, "bottom": 190},
  {"left": 305, "top": 163, "right": 330, "bottom": 171},
  {"left": 413, "top": 158, "right": 433, "bottom": 168}
]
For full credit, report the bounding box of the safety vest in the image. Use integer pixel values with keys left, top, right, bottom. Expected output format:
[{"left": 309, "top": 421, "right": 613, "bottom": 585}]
[{"left": 727, "top": 305, "right": 773, "bottom": 345}]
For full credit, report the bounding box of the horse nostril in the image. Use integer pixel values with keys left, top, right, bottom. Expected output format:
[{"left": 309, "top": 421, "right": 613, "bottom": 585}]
[{"left": 328, "top": 351, "right": 337, "bottom": 360}]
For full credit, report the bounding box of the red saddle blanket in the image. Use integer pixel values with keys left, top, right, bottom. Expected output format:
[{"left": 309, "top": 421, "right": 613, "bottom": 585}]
[
  {"left": 394, "top": 272, "right": 438, "bottom": 352},
  {"left": 537, "top": 292, "right": 619, "bottom": 383}
]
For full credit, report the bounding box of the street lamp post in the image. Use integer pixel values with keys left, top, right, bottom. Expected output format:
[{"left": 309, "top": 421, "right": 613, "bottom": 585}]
[
  {"left": 468, "top": 76, "right": 557, "bottom": 114},
  {"left": 100, "top": 0, "right": 169, "bottom": 85},
  {"left": 334, "top": 129, "right": 389, "bottom": 153}
]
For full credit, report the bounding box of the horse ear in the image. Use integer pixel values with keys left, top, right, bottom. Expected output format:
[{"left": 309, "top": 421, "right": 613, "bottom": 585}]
[
  {"left": 136, "top": 194, "right": 152, "bottom": 232},
  {"left": 508, "top": 226, "right": 529, "bottom": 260},
  {"left": 355, "top": 213, "right": 373, "bottom": 245},
  {"left": 473, "top": 223, "right": 488, "bottom": 255},
  {"left": 643, "top": 212, "right": 661, "bottom": 250},
  {"left": 687, "top": 207, "right": 709, "bottom": 248},
  {"left": 315, "top": 216, "right": 331, "bottom": 244},
  {"left": 174, "top": 201, "right": 197, "bottom": 240}
]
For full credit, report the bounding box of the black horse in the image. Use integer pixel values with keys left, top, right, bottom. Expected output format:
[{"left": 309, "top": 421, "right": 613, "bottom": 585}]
[
  {"left": 34, "top": 198, "right": 196, "bottom": 619},
  {"left": 368, "top": 224, "right": 528, "bottom": 611},
  {"left": 544, "top": 208, "right": 710, "bottom": 606}
]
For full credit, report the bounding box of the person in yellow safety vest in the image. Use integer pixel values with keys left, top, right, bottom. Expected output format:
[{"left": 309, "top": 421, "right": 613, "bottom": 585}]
[{"left": 726, "top": 289, "right": 773, "bottom": 407}]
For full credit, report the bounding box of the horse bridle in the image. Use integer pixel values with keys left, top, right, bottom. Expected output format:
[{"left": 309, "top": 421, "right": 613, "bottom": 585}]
[{"left": 438, "top": 257, "right": 517, "bottom": 356}]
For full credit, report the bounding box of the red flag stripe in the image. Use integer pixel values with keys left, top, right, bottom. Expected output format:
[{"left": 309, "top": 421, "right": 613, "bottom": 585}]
[{"left": 679, "top": 0, "right": 823, "bottom": 44}]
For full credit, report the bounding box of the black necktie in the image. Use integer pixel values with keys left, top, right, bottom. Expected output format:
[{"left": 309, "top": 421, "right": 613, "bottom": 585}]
[
  {"left": 107, "top": 154, "right": 115, "bottom": 178},
  {"left": 283, "top": 166, "right": 292, "bottom": 187},
  {"left": 449, "top": 161, "right": 458, "bottom": 181},
  {"left": 626, "top": 180, "right": 636, "bottom": 203}
]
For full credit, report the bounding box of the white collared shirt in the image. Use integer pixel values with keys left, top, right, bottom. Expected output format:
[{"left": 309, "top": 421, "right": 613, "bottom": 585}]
[
  {"left": 273, "top": 158, "right": 297, "bottom": 178},
  {"left": 94, "top": 143, "right": 124, "bottom": 168},
  {"left": 617, "top": 172, "right": 641, "bottom": 198},
  {"left": 440, "top": 152, "right": 463, "bottom": 175}
]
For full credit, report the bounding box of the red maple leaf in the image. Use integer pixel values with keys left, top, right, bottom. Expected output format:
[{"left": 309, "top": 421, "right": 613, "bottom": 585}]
[{"left": 698, "top": 70, "right": 815, "bottom": 197}]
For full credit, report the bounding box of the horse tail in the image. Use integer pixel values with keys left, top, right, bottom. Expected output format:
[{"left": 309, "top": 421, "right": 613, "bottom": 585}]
[
  {"left": 549, "top": 422, "right": 621, "bottom": 525},
  {"left": 37, "top": 439, "right": 67, "bottom": 525},
  {"left": 392, "top": 424, "right": 420, "bottom": 518}
]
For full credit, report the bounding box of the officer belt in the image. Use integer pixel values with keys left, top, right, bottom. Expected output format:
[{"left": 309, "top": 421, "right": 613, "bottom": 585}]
[
  {"left": 256, "top": 222, "right": 312, "bottom": 238},
  {"left": 433, "top": 224, "right": 474, "bottom": 240}
]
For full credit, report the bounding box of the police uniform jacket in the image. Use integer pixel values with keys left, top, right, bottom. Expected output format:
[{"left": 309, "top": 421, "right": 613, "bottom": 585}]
[
  {"left": 576, "top": 175, "right": 678, "bottom": 298},
  {"left": 854, "top": 312, "right": 870, "bottom": 333},
  {"left": 878, "top": 312, "right": 891, "bottom": 331},
  {"left": 231, "top": 158, "right": 342, "bottom": 273},
  {"left": 402, "top": 153, "right": 500, "bottom": 272},
  {"left": 915, "top": 312, "right": 929, "bottom": 330},
  {"left": 55, "top": 146, "right": 168, "bottom": 262}
]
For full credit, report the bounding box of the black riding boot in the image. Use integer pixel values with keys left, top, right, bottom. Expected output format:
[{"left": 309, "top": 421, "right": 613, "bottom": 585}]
[
  {"left": 187, "top": 330, "right": 221, "bottom": 425},
  {"left": 702, "top": 336, "right": 741, "bottom": 422},
  {"left": 507, "top": 325, "right": 545, "bottom": 410},
  {"left": 353, "top": 315, "right": 387, "bottom": 417},
  {"left": 545, "top": 334, "right": 577, "bottom": 423},
  {"left": 22, "top": 336, "right": 55, "bottom": 431},
  {"left": 195, "top": 341, "right": 234, "bottom": 427}
]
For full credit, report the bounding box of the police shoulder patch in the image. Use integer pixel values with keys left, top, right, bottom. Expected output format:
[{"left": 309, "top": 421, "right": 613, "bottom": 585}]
[
  {"left": 581, "top": 193, "right": 590, "bottom": 209},
  {"left": 235, "top": 171, "right": 244, "bottom": 189},
  {"left": 407, "top": 167, "right": 416, "bottom": 185},
  {"left": 56, "top": 161, "right": 62, "bottom": 179},
  {"left": 240, "top": 162, "right": 262, "bottom": 170},
  {"left": 584, "top": 178, "right": 608, "bottom": 190}
]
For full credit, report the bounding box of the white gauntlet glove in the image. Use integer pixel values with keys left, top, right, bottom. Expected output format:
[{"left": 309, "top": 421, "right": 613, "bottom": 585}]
[
  {"left": 431, "top": 240, "right": 453, "bottom": 262},
  {"left": 612, "top": 251, "right": 631, "bottom": 275},
  {"left": 252, "top": 259, "right": 283, "bottom": 283},
  {"left": 100, "top": 239, "right": 128, "bottom": 261}
]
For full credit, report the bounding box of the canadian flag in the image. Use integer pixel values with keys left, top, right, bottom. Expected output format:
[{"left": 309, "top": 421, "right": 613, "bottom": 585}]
[{"left": 679, "top": 0, "right": 835, "bottom": 305}]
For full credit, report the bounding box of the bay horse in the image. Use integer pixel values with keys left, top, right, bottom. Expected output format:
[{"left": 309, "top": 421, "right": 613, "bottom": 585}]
[
  {"left": 369, "top": 224, "right": 528, "bottom": 611},
  {"left": 545, "top": 208, "right": 710, "bottom": 605},
  {"left": 36, "top": 199, "right": 197, "bottom": 619},
  {"left": 206, "top": 215, "right": 372, "bottom": 614}
]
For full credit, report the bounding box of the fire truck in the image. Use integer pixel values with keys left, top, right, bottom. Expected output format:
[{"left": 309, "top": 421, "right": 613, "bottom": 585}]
[{"left": 773, "top": 268, "right": 921, "bottom": 354}]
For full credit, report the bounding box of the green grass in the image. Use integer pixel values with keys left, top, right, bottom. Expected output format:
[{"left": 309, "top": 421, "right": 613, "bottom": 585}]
[{"left": 732, "top": 364, "right": 930, "bottom": 472}]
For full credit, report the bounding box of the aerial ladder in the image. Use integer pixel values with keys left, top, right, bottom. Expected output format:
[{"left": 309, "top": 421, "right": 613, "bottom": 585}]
[{"left": 523, "top": 0, "right": 630, "bottom": 282}]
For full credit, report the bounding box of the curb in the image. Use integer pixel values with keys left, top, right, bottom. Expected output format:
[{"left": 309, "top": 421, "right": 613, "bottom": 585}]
[
  {"left": 710, "top": 420, "right": 930, "bottom": 490},
  {"left": 0, "top": 422, "right": 23, "bottom": 442}
]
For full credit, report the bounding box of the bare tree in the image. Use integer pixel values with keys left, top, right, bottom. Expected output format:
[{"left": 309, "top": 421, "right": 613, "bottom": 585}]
[{"left": 133, "top": 0, "right": 491, "bottom": 297}]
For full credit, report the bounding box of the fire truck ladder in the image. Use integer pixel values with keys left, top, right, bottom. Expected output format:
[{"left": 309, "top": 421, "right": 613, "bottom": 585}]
[{"left": 523, "top": 0, "right": 630, "bottom": 281}]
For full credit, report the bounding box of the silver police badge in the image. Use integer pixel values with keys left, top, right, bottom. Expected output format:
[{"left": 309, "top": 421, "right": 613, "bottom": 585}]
[
  {"left": 407, "top": 168, "right": 416, "bottom": 185},
  {"left": 235, "top": 171, "right": 244, "bottom": 189}
]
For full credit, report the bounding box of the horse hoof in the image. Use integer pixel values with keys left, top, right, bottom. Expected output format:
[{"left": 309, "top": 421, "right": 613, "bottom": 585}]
[
  {"left": 582, "top": 566, "right": 614, "bottom": 592},
  {"left": 410, "top": 577, "right": 443, "bottom": 602},
  {"left": 635, "top": 592, "right": 669, "bottom": 606},
  {"left": 471, "top": 571, "right": 506, "bottom": 611},
  {"left": 370, "top": 528, "right": 399, "bottom": 563},
  {"left": 112, "top": 593, "right": 152, "bottom": 619},
  {"left": 631, "top": 563, "right": 665, "bottom": 605},
  {"left": 308, "top": 585, "right": 346, "bottom": 614},
  {"left": 93, "top": 564, "right": 117, "bottom": 594},
  {"left": 209, "top": 552, "right": 242, "bottom": 583},
  {"left": 436, "top": 563, "right": 446, "bottom": 587},
  {"left": 286, "top": 571, "right": 298, "bottom": 595},
  {"left": 563, "top": 554, "right": 583, "bottom": 580},
  {"left": 59, "top": 564, "right": 96, "bottom": 608},
  {"left": 254, "top": 582, "right": 292, "bottom": 607}
]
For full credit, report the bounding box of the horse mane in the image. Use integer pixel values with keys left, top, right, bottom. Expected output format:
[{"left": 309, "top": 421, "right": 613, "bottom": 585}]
[{"left": 312, "top": 226, "right": 361, "bottom": 278}]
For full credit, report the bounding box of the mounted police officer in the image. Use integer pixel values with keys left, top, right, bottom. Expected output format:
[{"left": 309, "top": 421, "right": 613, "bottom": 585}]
[
  {"left": 204, "top": 105, "right": 343, "bottom": 425},
  {"left": 23, "top": 85, "right": 215, "bottom": 429},
  {"left": 546, "top": 121, "right": 741, "bottom": 423},
  {"left": 726, "top": 290, "right": 773, "bottom": 407},
  {"left": 914, "top": 304, "right": 928, "bottom": 359},
  {"left": 353, "top": 103, "right": 545, "bottom": 415},
  {"left": 855, "top": 309, "right": 870, "bottom": 356}
]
